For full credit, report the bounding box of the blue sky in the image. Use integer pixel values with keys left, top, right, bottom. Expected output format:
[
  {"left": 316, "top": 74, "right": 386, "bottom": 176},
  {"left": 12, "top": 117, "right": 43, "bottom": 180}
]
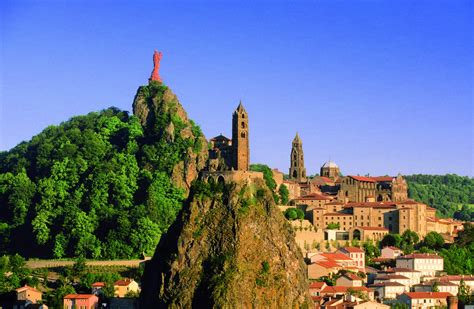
[{"left": 1, "top": 0, "right": 472, "bottom": 176}]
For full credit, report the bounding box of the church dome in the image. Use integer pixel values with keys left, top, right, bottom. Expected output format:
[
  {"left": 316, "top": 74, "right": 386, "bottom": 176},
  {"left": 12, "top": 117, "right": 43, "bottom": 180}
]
[{"left": 322, "top": 160, "right": 338, "bottom": 168}]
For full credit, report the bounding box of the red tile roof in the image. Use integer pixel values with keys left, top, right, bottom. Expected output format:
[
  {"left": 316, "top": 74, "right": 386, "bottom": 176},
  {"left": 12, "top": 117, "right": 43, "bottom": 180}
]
[
  {"left": 92, "top": 282, "right": 105, "bottom": 287},
  {"left": 323, "top": 212, "right": 352, "bottom": 216},
  {"left": 403, "top": 292, "right": 452, "bottom": 299},
  {"left": 375, "top": 274, "right": 410, "bottom": 280},
  {"left": 114, "top": 279, "right": 134, "bottom": 286},
  {"left": 345, "top": 202, "right": 397, "bottom": 208},
  {"left": 15, "top": 285, "right": 41, "bottom": 293},
  {"left": 342, "top": 273, "right": 363, "bottom": 281},
  {"left": 320, "top": 253, "right": 353, "bottom": 261},
  {"left": 315, "top": 260, "right": 341, "bottom": 268},
  {"left": 295, "top": 193, "right": 333, "bottom": 201},
  {"left": 384, "top": 246, "right": 402, "bottom": 251},
  {"left": 348, "top": 176, "right": 377, "bottom": 182},
  {"left": 309, "top": 281, "right": 326, "bottom": 289},
  {"left": 64, "top": 294, "right": 97, "bottom": 300},
  {"left": 370, "top": 282, "right": 405, "bottom": 287},
  {"left": 322, "top": 286, "right": 372, "bottom": 294},
  {"left": 439, "top": 275, "right": 474, "bottom": 282},
  {"left": 340, "top": 247, "right": 364, "bottom": 253}
]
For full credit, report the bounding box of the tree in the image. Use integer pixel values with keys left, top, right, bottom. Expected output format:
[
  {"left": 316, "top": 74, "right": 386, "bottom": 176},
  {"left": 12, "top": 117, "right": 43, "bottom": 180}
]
[
  {"left": 249, "top": 164, "right": 279, "bottom": 203},
  {"left": 422, "top": 231, "right": 445, "bottom": 250},
  {"left": 380, "top": 234, "right": 402, "bottom": 248},
  {"left": 278, "top": 184, "right": 289, "bottom": 205},
  {"left": 432, "top": 281, "right": 439, "bottom": 292},
  {"left": 402, "top": 230, "right": 419, "bottom": 246},
  {"left": 284, "top": 208, "right": 304, "bottom": 221},
  {"left": 458, "top": 279, "right": 472, "bottom": 305}
]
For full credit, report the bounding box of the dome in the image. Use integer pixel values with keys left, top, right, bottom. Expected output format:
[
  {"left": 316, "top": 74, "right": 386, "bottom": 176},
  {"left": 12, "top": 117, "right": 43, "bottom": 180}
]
[{"left": 322, "top": 160, "right": 338, "bottom": 168}]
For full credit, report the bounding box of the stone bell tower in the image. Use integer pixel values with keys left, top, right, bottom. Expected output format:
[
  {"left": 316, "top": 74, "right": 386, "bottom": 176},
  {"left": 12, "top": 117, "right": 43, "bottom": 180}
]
[
  {"left": 232, "top": 101, "right": 249, "bottom": 171},
  {"left": 289, "top": 133, "right": 306, "bottom": 182}
]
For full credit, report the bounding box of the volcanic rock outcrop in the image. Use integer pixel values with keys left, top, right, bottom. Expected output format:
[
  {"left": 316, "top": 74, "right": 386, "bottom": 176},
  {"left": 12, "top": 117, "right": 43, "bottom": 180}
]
[
  {"left": 140, "top": 179, "right": 313, "bottom": 308},
  {"left": 132, "top": 81, "right": 208, "bottom": 191}
]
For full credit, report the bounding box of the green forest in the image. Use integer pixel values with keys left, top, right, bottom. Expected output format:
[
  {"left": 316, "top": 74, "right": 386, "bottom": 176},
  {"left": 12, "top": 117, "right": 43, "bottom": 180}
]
[
  {"left": 406, "top": 174, "right": 474, "bottom": 220},
  {"left": 0, "top": 82, "right": 205, "bottom": 260}
]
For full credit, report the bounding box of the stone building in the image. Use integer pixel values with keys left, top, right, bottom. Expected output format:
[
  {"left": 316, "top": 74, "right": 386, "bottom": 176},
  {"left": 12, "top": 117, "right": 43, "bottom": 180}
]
[
  {"left": 320, "top": 160, "right": 340, "bottom": 180},
  {"left": 232, "top": 102, "right": 249, "bottom": 171},
  {"left": 337, "top": 175, "right": 408, "bottom": 203},
  {"left": 207, "top": 102, "right": 250, "bottom": 172},
  {"left": 289, "top": 133, "right": 307, "bottom": 182}
]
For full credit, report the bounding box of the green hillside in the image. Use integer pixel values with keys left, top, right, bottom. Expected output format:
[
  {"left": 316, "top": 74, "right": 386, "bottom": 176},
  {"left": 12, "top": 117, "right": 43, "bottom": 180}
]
[
  {"left": 406, "top": 174, "right": 474, "bottom": 220},
  {"left": 0, "top": 82, "right": 206, "bottom": 260}
]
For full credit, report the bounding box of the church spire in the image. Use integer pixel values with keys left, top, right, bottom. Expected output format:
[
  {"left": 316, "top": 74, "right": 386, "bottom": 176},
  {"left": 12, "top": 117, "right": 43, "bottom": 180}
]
[{"left": 289, "top": 132, "right": 306, "bottom": 182}]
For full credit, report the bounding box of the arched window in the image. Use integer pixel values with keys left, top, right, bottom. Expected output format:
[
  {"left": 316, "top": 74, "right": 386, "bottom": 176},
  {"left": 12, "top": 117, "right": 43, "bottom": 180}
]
[
  {"left": 241, "top": 113, "right": 245, "bottom": 118},
  {"left": 241, "top": 132, "right": 246, "bottom": 138},
  {"left": 353, "top": 229, "right": 361, "bottom": 240},
  {"left": 217, "top": 175, "right": 225, "bottom": 184},
  {"left": 293, "top": 170, "right": 297, "bottom": 178},
  {"left": 241, "top": 121, "right": 246, "bottom": 129}
]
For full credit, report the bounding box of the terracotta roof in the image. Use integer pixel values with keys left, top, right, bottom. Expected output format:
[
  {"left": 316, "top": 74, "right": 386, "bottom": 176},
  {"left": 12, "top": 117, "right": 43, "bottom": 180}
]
[
  {"left": 340, "top": 247, "right": 364, "bottom": 253},
  {"left": 399, "top": 253, "right": 442, "bottom": 259},
  {"left": 372, "top": 257, "right": 393, "bottom": 263},
  {"left": 64, "top": 294, "right": 97, "bottom": 300},
  {"left": 15, "top": 285, "right": 41, "bottom": 293},
  {"left": 114, "top": 279, "right": 134, "bottom": 286},
  {"left": 309, "top": 281, "right": 326, "bottom": 289},
  {"left": 295, "top": 193, "right": 333, "bottom": 201},
  {"left": 370, "top": 282, "right": 405, "bottom": 287},
  {"left": 439, "top": 275, "right": 474, "bottom": 282},
  {"left": 342, "top": 273, "right": 363, "bottom": 281},
  {"left": 376, "top": 274, "right": 410, "bottom": 280},
  {"left": 402, "top": 292, "right": 452, "bottom": 299},
  {"left": 384, "top": 246, "right": 402, "bottom": 251},
  {"left": 326, "top": 201, "right": 344, "bottom": 205},
  {"left": 92, "top": 282, "right": 105, "bottom": 287},
  {"left": 315, "top": 260, "right": 341, "bottom": 268},
  {"left": 356, "top": 226, "right": 389, "bottom": 231},
  {"left": 320, "top": 253, "right": 353, "bottom": 261},
  {"left": 348, "top": 176, "right": 376, "bottom": 183},
  {"left": 322, "top": 286, "right": 372, "bottom": 294}
]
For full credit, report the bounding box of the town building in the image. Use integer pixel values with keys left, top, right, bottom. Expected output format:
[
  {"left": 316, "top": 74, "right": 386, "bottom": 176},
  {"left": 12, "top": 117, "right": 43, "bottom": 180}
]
[
  {"left": 396, "top": 292, "right": 452, "bottom": 308},
  {"left": 338, "top": 247, "right": 365, "bottom": 270},
  {"left": 381, "top": 246, "right": 403, "bottom": 259},
  {"left": 369, "top": 282, "right": 407, "bottom": 300},
  {"left": 395, "top": 254, "right": 444, "bottom": 277},
  {"left": 15, "top": 285, "right": 42, "bottom": 304},
  {"left": 63, "top": 294, "right": 98, "bottom": 309},
  {"left": 336, "top": 273, "right": 364, "bottom": 287},
  {"left": 114, "top": 279, "right": 140, "bottom": 298}
]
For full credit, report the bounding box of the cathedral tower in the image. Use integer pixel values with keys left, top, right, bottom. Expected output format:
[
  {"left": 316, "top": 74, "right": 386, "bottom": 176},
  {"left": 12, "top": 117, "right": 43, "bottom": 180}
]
[
  {"left": 289, "top": 133, "right": 306, "bottom": 181},
  {"left": 232, "top": 102, "right": 249, "bottom": 171}
]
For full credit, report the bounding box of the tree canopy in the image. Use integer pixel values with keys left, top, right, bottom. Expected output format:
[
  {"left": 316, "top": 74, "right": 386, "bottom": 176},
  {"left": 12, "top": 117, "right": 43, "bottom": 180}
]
[{"left": 0, "top": 105, "right": 198, "bottom": 259}]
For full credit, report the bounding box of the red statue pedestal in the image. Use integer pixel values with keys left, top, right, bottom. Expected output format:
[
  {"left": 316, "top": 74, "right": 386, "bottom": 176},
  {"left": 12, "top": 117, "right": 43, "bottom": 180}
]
[{"left": 149, "top": 50, "right": 163, "bottom": 82}]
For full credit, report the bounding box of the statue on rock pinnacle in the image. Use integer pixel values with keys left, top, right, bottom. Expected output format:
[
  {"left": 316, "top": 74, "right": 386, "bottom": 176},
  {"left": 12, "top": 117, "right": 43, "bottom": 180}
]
[{"left": 149, "top": 50, "right": 163, "bottom": 82}]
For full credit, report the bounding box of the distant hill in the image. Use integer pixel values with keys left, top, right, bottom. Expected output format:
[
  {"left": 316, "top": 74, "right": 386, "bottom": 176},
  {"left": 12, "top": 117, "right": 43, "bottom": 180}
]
[
  {"left": 405, "top": 174, "right": 474, "bottom": 220},
  {"left": 0, "top": 81, "right": 207, "bottom": 259}
]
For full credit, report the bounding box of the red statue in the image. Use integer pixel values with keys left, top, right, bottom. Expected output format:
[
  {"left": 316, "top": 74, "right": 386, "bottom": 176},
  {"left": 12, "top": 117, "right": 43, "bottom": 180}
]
[{"left": 149, "top": 50, "right": 163, "bottom": 82}]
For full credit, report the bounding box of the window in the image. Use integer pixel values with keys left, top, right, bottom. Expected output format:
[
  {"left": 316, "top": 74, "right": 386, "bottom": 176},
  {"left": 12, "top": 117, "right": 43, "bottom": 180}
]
[{"left": 241, "top": 132, "right": 246, "bottom": 138}]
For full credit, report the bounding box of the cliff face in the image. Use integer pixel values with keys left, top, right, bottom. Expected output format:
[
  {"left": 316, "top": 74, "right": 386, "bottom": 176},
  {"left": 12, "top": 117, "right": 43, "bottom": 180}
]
[
  {"left": 140, "top": 179, "right": 313, "bottom": 308},
  {"left": 132, "top": 81, "right": 208, "bottom": 191}
]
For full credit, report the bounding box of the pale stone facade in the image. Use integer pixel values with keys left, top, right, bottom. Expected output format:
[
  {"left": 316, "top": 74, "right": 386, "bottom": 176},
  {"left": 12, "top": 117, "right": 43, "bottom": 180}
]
[{"left": 396, "top": 254, "right": 444, "bottom": 278}]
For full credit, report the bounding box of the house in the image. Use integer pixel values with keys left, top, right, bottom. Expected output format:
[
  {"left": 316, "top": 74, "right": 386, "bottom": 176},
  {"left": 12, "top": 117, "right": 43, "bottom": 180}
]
[
  {"left": 396, "top": 292, "right": 452, "bottom": 308},
  {"left": 395, "top": 253, "right": 443, "bottom": 277},
  {"left": 15, "top": 285, "right": 42, "bottom": 304},
  {"left": 308, "top": 281, "right": 327, "bottom": 297},
  {"left": 114, "top": 279, "right": 140, "bottom": 298},
  {"left": 412, "top": 281, "right": 459, "bottom": 296},
  {"left": 63, "top": 294, "right": 99, "bottom": 309},
  {"left": 381, "top": 246, "right": 403, "bottom": 259},
  {"left": 91, "top": 282, "right": 105, "bottom": 295},
  {"left": 351, "top": 301, "right": 390, "bottom": 308},
  {"left": 438, "top": 275, "right": 474, "bottom": 291},
  {"left": 320, "top": 286, "right": 375, "bottom": 301},
  {"left": 377, "top": 268, "right": 422, "bottom": 286},
  {"left": 374, "top": 274, "right": 411, "bottom": 288},
  {"left": 338, "top": 247, "right": 365, "bottom": 270},
  {"left": 369, "top": 282, "right": 406, "bottom": 300},
  {"left": 336, "top": 273, "right": 364, "bottom": 287},
  {"left": 308, "top": 260, "right": 342, "bottom": 279}
]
